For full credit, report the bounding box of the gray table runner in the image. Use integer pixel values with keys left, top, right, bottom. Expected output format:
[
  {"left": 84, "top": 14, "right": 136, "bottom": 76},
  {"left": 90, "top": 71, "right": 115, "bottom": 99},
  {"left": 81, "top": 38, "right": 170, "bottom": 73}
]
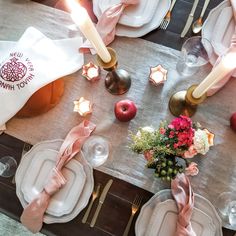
[{"left": 1, "top": 0, "right": 236, "bottom": 234}]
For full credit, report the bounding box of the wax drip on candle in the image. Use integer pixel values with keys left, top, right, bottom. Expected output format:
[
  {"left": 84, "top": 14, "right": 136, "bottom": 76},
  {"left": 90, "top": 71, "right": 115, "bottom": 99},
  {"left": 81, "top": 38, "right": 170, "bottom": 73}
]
[{"left": 149, "top": 65, "right": 167, "bottom": 86}]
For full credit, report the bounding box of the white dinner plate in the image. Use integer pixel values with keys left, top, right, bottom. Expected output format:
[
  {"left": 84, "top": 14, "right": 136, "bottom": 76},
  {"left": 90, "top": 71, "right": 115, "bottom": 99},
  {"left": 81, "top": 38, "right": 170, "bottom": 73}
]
[
  {"left": 20, "top": 149, "right": 86, "bottom": 217},
  {"left": 201, "top": 0, "right": 236, "bottom": 78},
  {"left": 93, "top": 0, "right": 170, "bottom": 38},
  {"left": 98, "top": 0, "right": 160, "bottom": 27},
  {"left": 15, "top": 139, "right": 94, "bottom": 224},
  {"left": 145, "top": 199, "right": 215, "bottom": 236},
  {"left": 135, "top": 189, "right": 223, "bottom": 236}
]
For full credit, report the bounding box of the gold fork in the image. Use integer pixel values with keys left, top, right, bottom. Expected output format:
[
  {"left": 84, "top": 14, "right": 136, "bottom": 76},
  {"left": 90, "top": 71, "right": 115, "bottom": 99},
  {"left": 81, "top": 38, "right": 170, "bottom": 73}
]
[
  {"left": 123, "top": 195, "right": 142, "bottom": 236},
  {"left": 82, "top": 184, "right": 101, "bottom": 223},
  {"left": 159, "top": 0, "right": 177, "bottom": 30}
]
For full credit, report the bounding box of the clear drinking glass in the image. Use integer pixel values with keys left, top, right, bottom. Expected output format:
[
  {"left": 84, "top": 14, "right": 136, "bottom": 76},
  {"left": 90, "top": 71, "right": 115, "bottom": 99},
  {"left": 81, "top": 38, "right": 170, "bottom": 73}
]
[
  {"left": 0, "top": 156, "right": 17, "bottom": 177},
  {"left": 176, "top": 36, "right": 213, "bottom": 76},
  {"left": 216, "top": 192, "right": 236, "bottom": 228},
  {"left": 81, "top": 135, "right": 109, "bottom": 168}
]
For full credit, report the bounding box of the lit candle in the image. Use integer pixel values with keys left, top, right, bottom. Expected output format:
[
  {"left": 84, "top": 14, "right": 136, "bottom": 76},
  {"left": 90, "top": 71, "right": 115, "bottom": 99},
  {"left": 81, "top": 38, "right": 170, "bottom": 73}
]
[
  {"left": 82, "top": 62, "right": 100, "bottom": 81},
  {"left": 73, "top": 97, "right": 93, "bottom": 116},
  {"left": 149, "top": 65, "right": 167, "bottom": 86},
  {"left": 192, "top": 52, "right": 236, "bottom": 98},
  {"left": 67, "top": 0, "right": 111, "bottom": 63}
]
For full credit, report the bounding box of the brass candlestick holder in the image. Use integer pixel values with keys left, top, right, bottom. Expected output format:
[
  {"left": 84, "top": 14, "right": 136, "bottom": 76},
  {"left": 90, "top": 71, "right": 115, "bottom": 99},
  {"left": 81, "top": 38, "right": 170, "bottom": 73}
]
[
  {"left": 168, "top": 85, "right": 207, "bottom": 117},
  {"left": 96, "top": 47, "right": 131, "bottom": 95}
]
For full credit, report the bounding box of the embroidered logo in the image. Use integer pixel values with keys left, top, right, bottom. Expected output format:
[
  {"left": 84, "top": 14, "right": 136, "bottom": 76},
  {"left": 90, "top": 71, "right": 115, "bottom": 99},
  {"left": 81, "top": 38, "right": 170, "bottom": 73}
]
[
  {"left": 0, "top": 57, "right": 27, "bottom": 82},
  {"left": 0, "top": 52, "right": 35, "bottom": 91}
]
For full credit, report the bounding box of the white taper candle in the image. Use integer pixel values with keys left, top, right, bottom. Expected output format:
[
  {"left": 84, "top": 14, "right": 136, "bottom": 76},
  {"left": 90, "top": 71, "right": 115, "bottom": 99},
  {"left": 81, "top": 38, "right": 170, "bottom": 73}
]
[
  {"left": 192, "top": 53, "right": 236, "bottom": 98},
  {"left": 67, "top": 0, "right": 111, "bottom": 63}
]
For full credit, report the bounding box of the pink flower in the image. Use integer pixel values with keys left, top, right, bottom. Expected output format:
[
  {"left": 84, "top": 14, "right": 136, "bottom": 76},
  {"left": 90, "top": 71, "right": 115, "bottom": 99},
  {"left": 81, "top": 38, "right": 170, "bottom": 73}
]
[
  {"left": 169, "top": 131, "right": 175, "bottom": 138},
  {"left": 185, "top": 162, "right": 199, "bottom": 176},
  {"left": 183, "top": 145, "right": 198, "bottom": 158},
  {"left": 170, "top": 115, "right": 192, "bottom": 131},
  {"left": 159, "top": 127, "right": 166, "bottom": 135},
  {"left": 144, "top": 150, "right": 154, "bottom": 161}
]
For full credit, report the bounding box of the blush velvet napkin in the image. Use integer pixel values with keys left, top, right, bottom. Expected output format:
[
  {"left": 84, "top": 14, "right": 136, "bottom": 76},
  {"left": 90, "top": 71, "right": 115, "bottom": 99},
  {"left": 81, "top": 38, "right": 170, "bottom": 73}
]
[
  {"left": 80, "top": 0, "right": 139, "bottom": 53},
  {"left": 20, "top": 120, "right": 96, "bottom": 233},
  {"left": 207, "top": 0, "right": 236, "bottom": 96},
  {"left": 171, "top": 173, "right": 196, "bottom": 236}
]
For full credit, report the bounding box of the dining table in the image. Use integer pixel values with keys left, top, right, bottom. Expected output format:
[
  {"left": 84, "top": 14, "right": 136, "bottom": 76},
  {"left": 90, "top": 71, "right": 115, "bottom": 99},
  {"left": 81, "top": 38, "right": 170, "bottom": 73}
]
[{"left": 0, "top": 0, "right": 236, "bottom": 235}]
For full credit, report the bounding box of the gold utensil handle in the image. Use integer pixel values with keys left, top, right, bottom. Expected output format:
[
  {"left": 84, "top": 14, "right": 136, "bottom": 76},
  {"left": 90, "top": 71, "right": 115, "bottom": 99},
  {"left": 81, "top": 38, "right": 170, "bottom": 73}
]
[
  {"left": 90, "top": 203, "right": 102, "bottom": 227},
  {"left": 123, "top": 214, "right": 135, "bottom": 236},
  {"left": 82, "top": 198, "right": 94, "bottom": 223}
]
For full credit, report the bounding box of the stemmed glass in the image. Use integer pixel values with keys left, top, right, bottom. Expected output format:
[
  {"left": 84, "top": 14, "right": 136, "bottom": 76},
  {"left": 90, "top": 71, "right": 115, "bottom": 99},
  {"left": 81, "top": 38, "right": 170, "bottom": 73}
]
[
  {"left": 82, "top": 135, "right": 109, "bottom": 168},
  {"left": 216, "top": 192, "right": 236, "bottom": 229},
  {"left": 0, "top": 156, "right": 17, "bottom": 178}
]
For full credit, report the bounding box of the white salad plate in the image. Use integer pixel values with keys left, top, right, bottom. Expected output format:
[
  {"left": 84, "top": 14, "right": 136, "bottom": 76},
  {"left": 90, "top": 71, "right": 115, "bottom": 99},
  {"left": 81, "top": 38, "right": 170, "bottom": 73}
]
[
  {"left": 98, "top": 0, "right": 160, "bottom": 27},
  {"left": 93, "top": 0, "right": 170, "bottom": 38},
  {"left": 202, "top": 0, "right": 235, "bottom": 76},
  {"left": 15, "top": 139, "right": 94, "bottom": 224},
  {"left": 145, "top": 199, "right": 215, "bottom": 236},
  {"left": 135, "top": 189, "right": 223, "bottom": 236},
  {"left": 20, "top": 148, "right": 86, "bottom": 217}
]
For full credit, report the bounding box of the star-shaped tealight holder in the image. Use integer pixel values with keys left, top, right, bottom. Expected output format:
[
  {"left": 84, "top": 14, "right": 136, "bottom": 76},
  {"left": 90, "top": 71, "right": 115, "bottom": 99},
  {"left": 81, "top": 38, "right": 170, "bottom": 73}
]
[
  {"left": 149, "top": 65, "right": 167, "bottom": 86},
  {"left": 82, "top": 62, "right": 100, "bottom": 82},
  {"left": 73, "top": 97, "right": 93, "bottom": 117}
]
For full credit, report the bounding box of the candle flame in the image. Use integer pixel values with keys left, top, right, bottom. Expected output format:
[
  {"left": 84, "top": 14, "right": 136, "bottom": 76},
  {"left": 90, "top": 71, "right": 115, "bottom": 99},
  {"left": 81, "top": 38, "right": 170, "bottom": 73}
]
[{"left": 222, "top": 53, "right": 236, "bottom": 70}]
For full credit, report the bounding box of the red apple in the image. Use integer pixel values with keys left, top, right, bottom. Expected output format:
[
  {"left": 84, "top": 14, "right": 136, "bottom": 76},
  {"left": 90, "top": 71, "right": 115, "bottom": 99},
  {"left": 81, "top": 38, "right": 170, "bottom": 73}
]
[
  {"left": 230, "top": 112, "right": 236, "bottom": 132},
  {"left": 114, "top": 99, "right": 137, "bottom": 122}
]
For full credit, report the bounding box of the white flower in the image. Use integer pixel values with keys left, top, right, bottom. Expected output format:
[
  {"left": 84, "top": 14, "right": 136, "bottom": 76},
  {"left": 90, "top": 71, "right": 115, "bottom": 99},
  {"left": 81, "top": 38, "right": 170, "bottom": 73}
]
[
  {"left": 193, "top": 129, "right": 210, "bottom": 155},
  {"left": 136, "top": 126, "right": 154, "bottom": 138}
]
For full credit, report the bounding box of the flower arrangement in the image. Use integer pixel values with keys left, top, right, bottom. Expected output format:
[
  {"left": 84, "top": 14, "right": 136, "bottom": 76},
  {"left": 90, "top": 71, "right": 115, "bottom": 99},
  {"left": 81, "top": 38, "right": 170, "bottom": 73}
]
[{"left": 131, "top": 116, "right": 214, "bottom": 181}]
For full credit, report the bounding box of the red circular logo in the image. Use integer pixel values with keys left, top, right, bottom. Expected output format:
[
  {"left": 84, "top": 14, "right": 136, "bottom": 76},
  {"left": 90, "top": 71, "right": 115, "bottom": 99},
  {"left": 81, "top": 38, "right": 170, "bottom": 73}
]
[{"left": 0, "top": 57, "right": 27, "bottom": 82}]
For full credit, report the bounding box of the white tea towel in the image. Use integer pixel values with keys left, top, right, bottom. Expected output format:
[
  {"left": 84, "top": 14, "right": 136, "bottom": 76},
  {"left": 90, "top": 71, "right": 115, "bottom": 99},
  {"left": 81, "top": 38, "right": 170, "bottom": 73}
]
[{"left": 0, "top": 27, "right": 84, "bottom": 126}]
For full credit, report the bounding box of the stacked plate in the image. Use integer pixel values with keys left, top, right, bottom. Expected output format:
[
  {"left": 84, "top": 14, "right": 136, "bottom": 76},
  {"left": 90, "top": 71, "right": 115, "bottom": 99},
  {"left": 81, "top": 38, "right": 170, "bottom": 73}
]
[
  {"left": 15, "top": 139, "right": 94, "bottom": 224},
  {"left": 202, "top": 0, "right": 235, "bottom": 76},
  {"left": 135, "top": 189, "right": 223, "bottom": 236},
  {"left": 93, "top": 0, "right": 171, "bottom": 38}
]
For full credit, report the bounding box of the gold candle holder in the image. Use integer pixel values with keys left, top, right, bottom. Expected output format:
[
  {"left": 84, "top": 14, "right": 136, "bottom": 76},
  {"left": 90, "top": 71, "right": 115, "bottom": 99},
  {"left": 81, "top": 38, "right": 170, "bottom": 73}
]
[
  {"left": 168, "top": 85, "right": 207, "bottom": 117},
  {"left": 96, "top": 47, "right": 131, "bottom": 95}
]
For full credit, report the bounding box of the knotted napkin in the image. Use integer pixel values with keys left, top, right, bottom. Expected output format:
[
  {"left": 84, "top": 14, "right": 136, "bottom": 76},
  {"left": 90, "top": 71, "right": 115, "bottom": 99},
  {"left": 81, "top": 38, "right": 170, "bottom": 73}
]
[
  {"left": 171, "top": 173, "right": 196, "bottom": 236},
  {"left": 0, "top": 27, "right": 84, "bottom": 126},
  {"left": 80, "top": 0, "right": 139, "bottom": 53},
  {"left": 20, "top": 120, "right": 96, "bottom": 233},
  {"left": 207, "top": 0, "right": 236, "bottom": 96}
]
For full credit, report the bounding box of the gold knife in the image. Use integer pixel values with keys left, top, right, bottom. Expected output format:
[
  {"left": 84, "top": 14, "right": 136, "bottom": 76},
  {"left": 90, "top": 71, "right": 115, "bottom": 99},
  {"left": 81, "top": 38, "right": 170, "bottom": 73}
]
[
  {"left": 90, "top": 179, "right": 113, "bottom": 227},
  {"left": 181, "top": 0, "right": 199, "bottom": 38}
]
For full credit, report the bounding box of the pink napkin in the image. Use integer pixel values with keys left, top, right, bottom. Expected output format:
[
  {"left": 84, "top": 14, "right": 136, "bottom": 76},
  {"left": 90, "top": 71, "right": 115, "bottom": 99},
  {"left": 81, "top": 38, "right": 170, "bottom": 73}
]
[
  {"left": 80, "top": 0, "right": 139, "bottom": 53},
  {"left": 171, "top": 173, "right": 196, "bottom": 236},
  {"left": 207, "top": 0, "right": 236, "bottom": 96},
  {"left": 20, "top": 120, "right": 96, "bottom": 233}
]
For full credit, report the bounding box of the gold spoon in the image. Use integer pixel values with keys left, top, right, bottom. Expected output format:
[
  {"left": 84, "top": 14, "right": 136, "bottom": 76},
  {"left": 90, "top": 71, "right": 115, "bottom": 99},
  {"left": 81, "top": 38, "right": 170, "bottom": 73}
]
[{"left": 192, "top": 0, "right": 211, "bottom": 34}]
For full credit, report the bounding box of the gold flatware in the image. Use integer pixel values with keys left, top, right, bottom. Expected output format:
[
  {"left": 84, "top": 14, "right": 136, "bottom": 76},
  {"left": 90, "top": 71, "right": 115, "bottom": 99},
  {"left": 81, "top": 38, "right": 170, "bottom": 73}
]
[
  {"left": 82, "top": 184, "right": 101, "bottom": 223},
  {"left": 159, "top": 0, "right": 177, "bottom": 30},
  {"left": 192, "top": 0, "right": 211, "bottom": 33},
  {"left": 181, "top": 0, "right": 199, "bottom": 37},
  {"left": 90, "top": 179, "right": 113, "bottom": 227},
  {"left": 123, "top": 195, "right": 142, "bottom": 236}
]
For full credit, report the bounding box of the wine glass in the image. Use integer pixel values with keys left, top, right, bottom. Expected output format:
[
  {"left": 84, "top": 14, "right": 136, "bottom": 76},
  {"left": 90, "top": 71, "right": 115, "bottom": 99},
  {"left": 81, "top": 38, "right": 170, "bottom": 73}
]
[
  {"left": 216, "top": 191, "right": 236, "bottom": 228},
  {"left": 0, "top": 156, "right": 17, "bottom": 178},
  {"left": 176, "top": 36, "right": 212, "bottom": 76},
  {"left": 81, "top": 135, "right": 109, "bottom": 168}
]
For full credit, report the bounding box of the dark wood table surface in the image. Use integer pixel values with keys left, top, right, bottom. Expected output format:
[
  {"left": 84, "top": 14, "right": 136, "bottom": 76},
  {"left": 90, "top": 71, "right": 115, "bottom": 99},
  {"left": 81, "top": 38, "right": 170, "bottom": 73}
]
[{"left": 1, "top": 0, "right": 235, "bottom": 235}]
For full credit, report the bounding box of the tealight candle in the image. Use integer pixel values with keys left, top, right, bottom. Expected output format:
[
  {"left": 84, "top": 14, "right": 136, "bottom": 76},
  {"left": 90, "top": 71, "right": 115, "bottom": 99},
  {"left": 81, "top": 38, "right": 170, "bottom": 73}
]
[
  {"left": 192, "top": 52, "right": 236, "bottom": 98},
  {"left": 149, "top": 65, "right": 167, "bottom": 86},
  {"left": 67, "top": 0, "right": 111, "bottom": 63},
  {"left": 82, "top": 62, "right": 100, "bottom": 82},
  {"left": 73, "top": 97, "right": 92, "bottom": 116}
]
